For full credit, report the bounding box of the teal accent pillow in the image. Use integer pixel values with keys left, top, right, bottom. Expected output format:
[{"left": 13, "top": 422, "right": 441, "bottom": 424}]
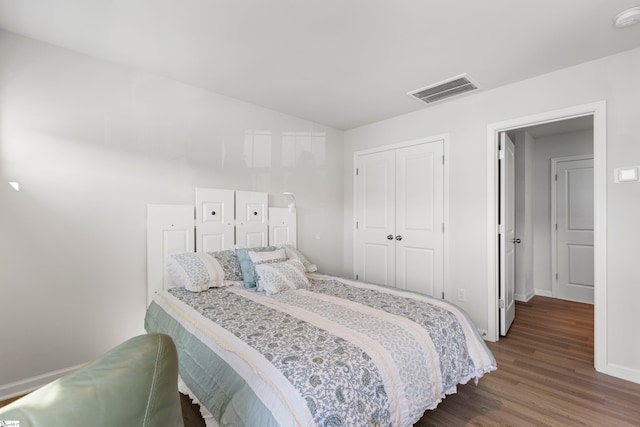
[{"left": 235, "top": 246, "right": 277, "bottom": 288}]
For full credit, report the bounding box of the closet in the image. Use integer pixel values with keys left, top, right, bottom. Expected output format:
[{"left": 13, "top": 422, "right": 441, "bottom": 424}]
[{"left": 354, "top": 139, "right": 444, "bottom": 297}]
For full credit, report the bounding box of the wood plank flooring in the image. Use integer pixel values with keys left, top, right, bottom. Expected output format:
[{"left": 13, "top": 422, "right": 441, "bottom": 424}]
[
  {"left": 3, "top": 296, "right": 640, "bottom": 426},
  {"left": 417, "top": 296, "right": 640, "bottom": 426}
]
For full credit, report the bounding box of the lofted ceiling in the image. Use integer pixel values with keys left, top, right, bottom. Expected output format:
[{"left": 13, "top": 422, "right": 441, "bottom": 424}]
[{"left": 1, "top": 1, "right": 639, "bottom": 130}]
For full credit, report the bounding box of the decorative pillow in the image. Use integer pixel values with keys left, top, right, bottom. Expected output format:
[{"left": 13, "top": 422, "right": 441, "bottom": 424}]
[
  {"left": 248, "top": 248, "right": 287, "bottom": 264},
  {"left": 235, "top": 246, "right": 278, "bottom": 288},
  {"left": 207, "top": 250, "right": 243, "bottom": 281},
  {"left": 255, "top": 259, "right": 309, "bottom": 295},
  {"left": 250, "top": 249, "right": 288, "bottom": 291},
  {"left": 283, "top": 245, "right": 317, "bottom": 273},
  {"left": 167, "top": 252, "right": 225, "bottom": 292}
]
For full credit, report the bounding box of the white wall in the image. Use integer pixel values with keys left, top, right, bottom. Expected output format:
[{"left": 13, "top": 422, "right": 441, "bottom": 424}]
[
  {"left": 344, "top": 48, "right": 640, "bottom": 382},
  {"left": 0, "top": 30, "right": 344, "bottom": 393},
  {"left": 531, "top": 129, "right": 593, "bottom": 296}
]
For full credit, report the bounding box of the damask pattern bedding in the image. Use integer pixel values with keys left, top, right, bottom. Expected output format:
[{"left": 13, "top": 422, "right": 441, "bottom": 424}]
[{"left": 145, "top": 274, "right": 496, "bottom": 427}]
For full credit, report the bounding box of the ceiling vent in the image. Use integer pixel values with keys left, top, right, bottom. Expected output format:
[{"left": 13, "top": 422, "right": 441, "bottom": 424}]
[{"left": 407, "top": 74, "right": 480, "bottom": 105}]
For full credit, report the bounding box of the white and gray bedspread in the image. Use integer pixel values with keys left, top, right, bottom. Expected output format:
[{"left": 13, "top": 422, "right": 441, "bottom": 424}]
[{"left": 145, "top": 274, "right": 496, "bottom": 427}]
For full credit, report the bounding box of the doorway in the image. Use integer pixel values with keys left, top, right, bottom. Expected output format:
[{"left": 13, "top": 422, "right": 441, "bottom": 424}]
[
  {"left": 486, "top": 101, "right": 607, "bottom": 373},
  {"left": 507, "top": 117, "right": 594, "bottom": 308}
]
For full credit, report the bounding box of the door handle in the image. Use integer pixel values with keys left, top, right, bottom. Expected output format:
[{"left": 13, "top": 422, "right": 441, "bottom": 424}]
[
  {"left": 513, "top": 238, "right": 521, "bottom": 244},
  {"left": 396, "top": 235, "right": 402, "bottom": 241},
  {"left": 387, "top": 234, "right": 394, "bottom": 240}
]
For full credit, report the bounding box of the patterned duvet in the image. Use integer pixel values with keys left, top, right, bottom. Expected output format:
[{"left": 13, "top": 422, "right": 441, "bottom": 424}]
[{"left": 145, "top": 275, "right": 496, "bottom": 427}]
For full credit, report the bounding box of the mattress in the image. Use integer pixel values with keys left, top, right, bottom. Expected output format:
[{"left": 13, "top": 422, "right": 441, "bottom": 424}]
[{"left": 145, "top": 274, "right": 496, "bottom": 426}]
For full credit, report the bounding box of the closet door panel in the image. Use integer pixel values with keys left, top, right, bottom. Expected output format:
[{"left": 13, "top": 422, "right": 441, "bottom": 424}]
[
  {"left": 355, "top": 150, "right": 396, "bottom": 286},
  {"left": 363, "top": 243, "right": 393, "bottom": 286},
  {"left": 395, "top": 142, "right": 444, "bottom": 297},
  {"left": 400, "top": 246, "right": 435, "bottom": 295}
]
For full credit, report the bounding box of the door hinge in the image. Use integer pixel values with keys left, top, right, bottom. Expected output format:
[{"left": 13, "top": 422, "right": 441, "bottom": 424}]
[
  {"left": 355, "top": 274, "right": 359, "bottom": 280},
  {"left": 356, "top": 221, "right": 359, "bottom": 229},
  {"left": 442, "top": 291, "right": 445, "bottom": 299},
  {"left": 555, "top": 223, "right": 558, "bottom": 230},
  {"left": 499, "top": 299, "right": 505, "bottom": 309},
  {"left": 442, "top": 155, "right": 445, "bottom": 165},
  {"left": 556, "top": 273, "right": 558, "bottom": 280},
  {"left": 498, "top": 149, "right": 505, "bottom": 160},
  {"left": 555, "top": 174, "right": 558, "bottom": 181},
  {"left": 498, "top": 224, "right": 505, "bottom": 234},
  {"left": 356, "top": 168, "right": 359, "bottom": 176},
  {"left": 442, "top": 223, "right": 445, "bottom": 233}
]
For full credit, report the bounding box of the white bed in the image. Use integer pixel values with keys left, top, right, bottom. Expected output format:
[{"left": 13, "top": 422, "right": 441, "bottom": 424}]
[{"left": 144, "top": 197, "right": 495, "bottom": 426}]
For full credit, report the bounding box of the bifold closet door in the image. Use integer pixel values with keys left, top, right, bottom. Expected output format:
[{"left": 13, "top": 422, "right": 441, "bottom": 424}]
[
  {"left": 355, "top": 141, "right": 444, "bottom": 297},
  {"left": 355, "top": 150, "right": 397, "bottom": 286},
  {"left": 395, "top": 142, "right": 443, "bottom": 296}
]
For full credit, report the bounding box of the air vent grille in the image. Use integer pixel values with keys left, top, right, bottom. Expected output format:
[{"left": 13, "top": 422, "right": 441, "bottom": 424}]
[{"left": 408, "top": 74, "right": 479, "bottom": 104}]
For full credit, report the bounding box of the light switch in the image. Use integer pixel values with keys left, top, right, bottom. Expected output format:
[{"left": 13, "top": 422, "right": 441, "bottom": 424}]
[{"left": 615, "top": 167, "right": 639, "bottom": 183}]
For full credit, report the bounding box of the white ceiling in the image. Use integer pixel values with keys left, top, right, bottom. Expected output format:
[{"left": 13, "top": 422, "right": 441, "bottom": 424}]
[{"left": 1, "top": 1, "right": 639, "bottom": 130}]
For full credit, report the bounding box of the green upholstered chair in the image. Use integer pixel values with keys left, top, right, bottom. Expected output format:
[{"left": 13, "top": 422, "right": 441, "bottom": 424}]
[{"left": 0, "top": 333, "right": 184, "bottom": 427}]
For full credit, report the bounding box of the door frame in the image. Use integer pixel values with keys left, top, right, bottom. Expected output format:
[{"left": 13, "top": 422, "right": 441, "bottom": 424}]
[
  {"left": 353, "top": 133, "right": 450, "bottom": 297},
  {"left": 551, "top": 154, "right": 594, "bottom": 301},
  {"left": 486, "top": 101, "right": 606, "bottom": 374}
]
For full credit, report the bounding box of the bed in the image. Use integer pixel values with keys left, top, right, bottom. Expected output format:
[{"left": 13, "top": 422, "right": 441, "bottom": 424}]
[{"left": 144, "top": 245, "right": 496, "bottom": 427}]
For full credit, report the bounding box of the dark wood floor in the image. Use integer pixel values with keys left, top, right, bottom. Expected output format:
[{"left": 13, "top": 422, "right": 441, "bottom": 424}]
[{"left": 4, "top": 297, "right": 640, "bottom": 426}]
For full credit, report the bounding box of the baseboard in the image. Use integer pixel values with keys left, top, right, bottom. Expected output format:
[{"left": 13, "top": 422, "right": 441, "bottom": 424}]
[
  {"left": 515, "top": 290, "right": 535, "bottom": 302},
  {"left": 607, "top": 363, "right": 640, "bottom": 385},
  {"left": 534, "top": 289, "right": 553, "bottom": 298},
  {"left": 0, "top": 364, "right": 84, "bottom": 401}
]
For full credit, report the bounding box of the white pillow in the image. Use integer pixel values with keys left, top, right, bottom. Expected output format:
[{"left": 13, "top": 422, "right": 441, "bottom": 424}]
[
  {"left": 283, "top": 245, "right": 317, "bottom": 273},
  {"left": 167, "top": 252, "right": 226, "bottom": 292},
  {"left": 254, "top": 259, "right": 309, "bottom": 296},
  {"left": 248, "top": 248, "right": 287, "bottom": 264},
  {"left": 249, "top": 249, "right": 288, "bottom": 291}
]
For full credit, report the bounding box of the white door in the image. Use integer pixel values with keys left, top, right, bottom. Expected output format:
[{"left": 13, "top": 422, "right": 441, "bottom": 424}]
[
  {"left": 195, "top": 188, "right": 235, "bottom": 252},
  {"left": 395, "top": 143, "right": 444, "bottom": 296},
  {"left": 355, "top": 140, "right": 444, "bottom": 297},
  {"left": 236, "top": 191, "right": 268, "bottom": 248},
  {"left": 355, "top": 149, "right": 396, "bottom": 286},
  {"left": 146, "top": 204, "right": 194, "bottom": 305},
  {"left": 499, "top": 133, "right": 516, "bottom": 336},
  {"left": 268, "top": 207, "right": 297, "bottom": 247},
  {"left": 554, "top": 157, "right": 594, "bottom": 303}
]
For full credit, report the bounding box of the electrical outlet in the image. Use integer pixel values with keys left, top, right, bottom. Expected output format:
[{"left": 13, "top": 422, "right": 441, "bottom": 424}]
[{"left": 457, "top": 288, "right": 466, "bottom": 302}]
